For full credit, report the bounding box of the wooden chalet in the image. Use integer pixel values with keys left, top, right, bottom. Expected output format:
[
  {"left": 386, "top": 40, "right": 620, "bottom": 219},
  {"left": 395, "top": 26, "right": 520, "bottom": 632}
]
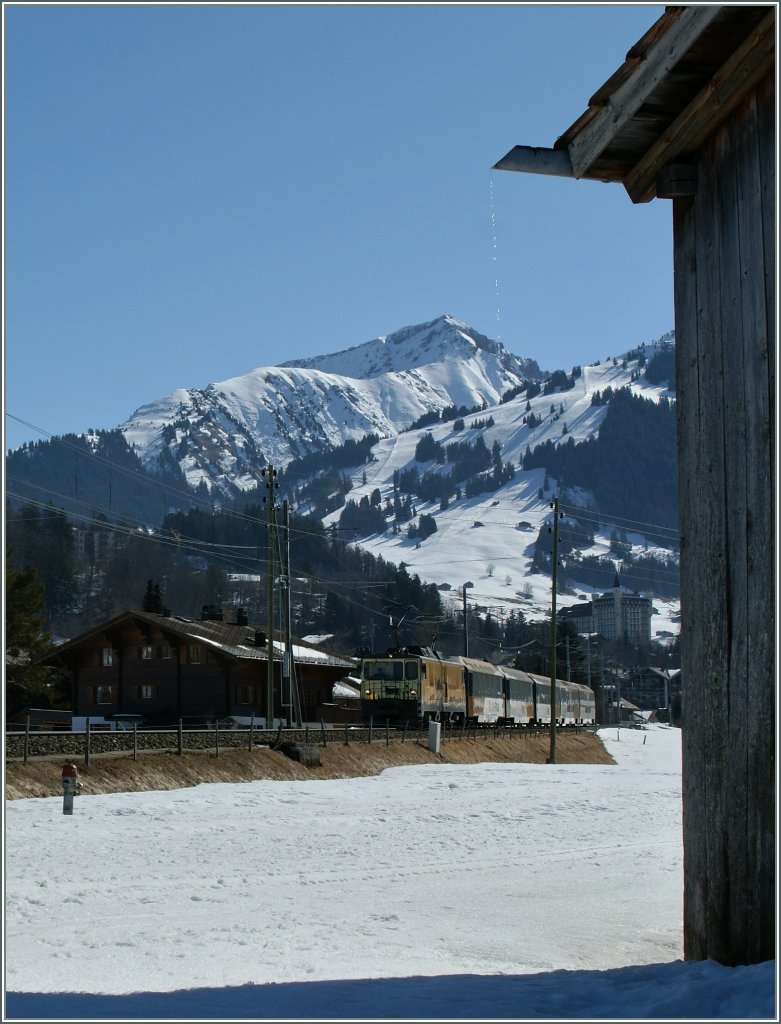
[
  {"left": 39, "top": 610, "right": 355, "bottom": 727},
  {"left": 495, "top": 6, "right": 775, "bottom": 966}
]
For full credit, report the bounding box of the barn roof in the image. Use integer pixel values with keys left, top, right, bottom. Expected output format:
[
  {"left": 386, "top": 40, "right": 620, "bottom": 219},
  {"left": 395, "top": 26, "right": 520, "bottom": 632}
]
[
  {"left": 494, "top": 5, "right": 775, "bottom": 202},
  {"left": 40, "top": 610, "right": 354, "bottom": 670}
]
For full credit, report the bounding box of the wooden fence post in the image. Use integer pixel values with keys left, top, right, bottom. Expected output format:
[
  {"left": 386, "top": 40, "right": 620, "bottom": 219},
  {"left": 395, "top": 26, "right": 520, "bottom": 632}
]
[
  {"left": 23, "top": 715, "right": 30, "bottom": 766},
  {"left": 85, "top": 718, "right": 91, "bottom": 768},
  {"left": 133, "top": 722, "right": 138, "bottom": 761},
  {"left": 178, "top": 719, "right": 183, "bottom": 756}
]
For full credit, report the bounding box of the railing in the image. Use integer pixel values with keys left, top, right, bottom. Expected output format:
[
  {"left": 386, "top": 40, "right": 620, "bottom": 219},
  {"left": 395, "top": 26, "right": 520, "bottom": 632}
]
[{"left": 5, "top": 716, "right": 596, "bottom": 764}]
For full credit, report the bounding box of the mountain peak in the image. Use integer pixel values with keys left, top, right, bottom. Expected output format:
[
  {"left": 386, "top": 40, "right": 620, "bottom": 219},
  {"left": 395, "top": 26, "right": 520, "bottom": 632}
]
[
  {"left": 279, "top": 315, "right": 518, "bottom": 379},
  {"left": 118, "top": 315, "right": 541, "bottom": 493}
]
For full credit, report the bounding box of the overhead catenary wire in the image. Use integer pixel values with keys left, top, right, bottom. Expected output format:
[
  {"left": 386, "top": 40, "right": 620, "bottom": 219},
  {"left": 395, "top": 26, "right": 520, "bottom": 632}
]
[
  {"left": 8, "top": 412, "right": 681, "bottom": 542},
  {"left": 7, "top": 413, "right": 681, "bottom": 624}
]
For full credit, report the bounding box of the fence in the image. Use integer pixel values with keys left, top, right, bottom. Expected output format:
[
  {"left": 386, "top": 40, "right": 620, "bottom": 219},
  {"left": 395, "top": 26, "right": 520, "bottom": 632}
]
[{"left": 6, "top": 716, "right": 552, "bottom": 765}]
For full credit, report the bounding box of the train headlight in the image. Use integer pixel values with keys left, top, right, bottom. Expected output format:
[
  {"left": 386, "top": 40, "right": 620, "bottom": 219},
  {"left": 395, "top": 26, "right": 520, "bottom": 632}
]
[
  {"left": 364, "top": 689, "right": 371, "bottom": 697},
  {"left": 410, "top": 690, "right": 417, "bottom": 697}
]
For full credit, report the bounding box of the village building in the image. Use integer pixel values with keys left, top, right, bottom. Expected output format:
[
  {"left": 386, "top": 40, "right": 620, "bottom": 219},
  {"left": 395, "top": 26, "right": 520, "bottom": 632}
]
[
  {"left": 559, "top": 573, "right": 652, "bottom": 643},
  {"left": 38, "top": 608, "right": 356, "bottom": 727},
  {"left": 591, "top": 573, "right": 652, "bottom": 643},
  {"left": 622, "top": 666, "right": 681, "bottom": 718}
]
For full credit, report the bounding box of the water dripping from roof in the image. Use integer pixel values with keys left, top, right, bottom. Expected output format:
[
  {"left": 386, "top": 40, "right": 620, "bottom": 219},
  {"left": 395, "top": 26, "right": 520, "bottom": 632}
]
[{"left": 489, "top": 174, "right": 502, "bottom": 342}]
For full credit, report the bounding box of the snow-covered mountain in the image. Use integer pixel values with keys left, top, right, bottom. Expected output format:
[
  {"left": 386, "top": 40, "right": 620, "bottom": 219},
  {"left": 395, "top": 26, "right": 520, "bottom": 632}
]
[
  {"left": 117, "top": 315, "right": 678, "bottom": 634},
  {"left": 307, "top": 330, "right": 679, "bottom": 640},
  {"left": 9, "top": 313, "right": 679, "bottom": 634},
  {"left": 120, "top": 316, "right": 541, "bottom": 493}
]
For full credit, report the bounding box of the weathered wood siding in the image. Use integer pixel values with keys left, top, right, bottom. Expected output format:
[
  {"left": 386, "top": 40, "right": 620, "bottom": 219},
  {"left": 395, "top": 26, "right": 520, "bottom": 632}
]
[{"left": 673, "top": 71, "right": 775, "bottom": 965}]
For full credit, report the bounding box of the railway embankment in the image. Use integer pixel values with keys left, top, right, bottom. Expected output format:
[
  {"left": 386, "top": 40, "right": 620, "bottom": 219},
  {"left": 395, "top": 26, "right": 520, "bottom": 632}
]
[{"left": 5, "top": 728, "right": 614, "bottom": 800}]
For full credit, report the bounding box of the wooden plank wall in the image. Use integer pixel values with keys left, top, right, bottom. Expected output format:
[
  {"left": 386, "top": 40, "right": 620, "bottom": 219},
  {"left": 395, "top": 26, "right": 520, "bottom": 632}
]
[{"left": 673, "top": 72, "right": 775, "bottom": 966}]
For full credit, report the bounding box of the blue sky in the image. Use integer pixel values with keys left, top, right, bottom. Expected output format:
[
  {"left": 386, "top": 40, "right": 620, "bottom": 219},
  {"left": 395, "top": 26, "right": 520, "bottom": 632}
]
[{"left": 4, "top": 2, "right": 672, "bottom": 452}]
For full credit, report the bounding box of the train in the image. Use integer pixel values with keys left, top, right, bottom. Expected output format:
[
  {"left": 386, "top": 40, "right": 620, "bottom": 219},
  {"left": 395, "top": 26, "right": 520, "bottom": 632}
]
[{"left": 358, "top": 646, "right": 596, "bottom": 727}]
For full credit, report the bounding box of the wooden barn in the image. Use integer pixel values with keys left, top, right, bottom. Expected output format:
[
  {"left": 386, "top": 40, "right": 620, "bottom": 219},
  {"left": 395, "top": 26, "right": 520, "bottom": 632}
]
[
  {"left": 39, "top": 609, "right": 355, "bottom": 727},
  {"left": 495, "top": 5, "right": 775, "bottom": 966}
]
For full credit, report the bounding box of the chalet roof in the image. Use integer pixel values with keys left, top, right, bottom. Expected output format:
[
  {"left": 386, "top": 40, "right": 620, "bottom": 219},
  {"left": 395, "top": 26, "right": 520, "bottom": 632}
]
[
  {"left": 494, "top": 5, "right": 775, "bottom": 202},
  {"left": 559, "top": 602, "right": 593, "bottom": 618},
  {"left": 40, "top": 610, "right": 354, "bottom": 670},
  {"left": 632, "top": 666, "right": 673, "bottom": 681},
  {"left": 619, "top": 697, "right": 642, "bottom": 710}
]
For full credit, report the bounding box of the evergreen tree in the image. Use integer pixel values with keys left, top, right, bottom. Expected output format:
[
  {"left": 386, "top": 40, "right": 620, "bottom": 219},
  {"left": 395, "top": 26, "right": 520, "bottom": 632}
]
[
  {"left": 5, "top": 551, "right": 66, "bottom": 714},
  {"left": 142, "top": 580, "right": 167, "bottom": 614}
]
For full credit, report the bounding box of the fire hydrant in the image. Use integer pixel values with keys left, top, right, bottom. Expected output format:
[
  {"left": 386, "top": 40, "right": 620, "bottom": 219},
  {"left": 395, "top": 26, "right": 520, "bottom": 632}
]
[{"left": 61, "top": 762, "right": 83, "bottom": 815}]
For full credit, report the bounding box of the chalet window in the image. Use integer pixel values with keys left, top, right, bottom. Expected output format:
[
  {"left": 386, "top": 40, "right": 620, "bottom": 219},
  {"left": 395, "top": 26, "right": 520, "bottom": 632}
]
[
  {"left": 188, "top": 644, "right": 201, "bottom": 665},
  {"left": 139, "top": 645, "right": 153, "bottom": 661},
  {"left": 139, "top": 684, "right": 154, "bottom": 700},
  {"left": 158, "top": 644, "right": 171, "bottom": 660},
  {"left": 96, "top": 685, "right": 113, "bottom": 704},
  {"left": 101, "top": 647, "right": 113, "bottom": 667},
  {"left": 237, "top": 685, "right": 255, "bottom": 705}
]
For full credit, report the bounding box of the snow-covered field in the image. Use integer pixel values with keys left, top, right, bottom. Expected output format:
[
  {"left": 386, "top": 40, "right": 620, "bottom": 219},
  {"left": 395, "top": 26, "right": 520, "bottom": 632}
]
[{"left": 5, "top": 726, "right": 773, "bottom": 1019}]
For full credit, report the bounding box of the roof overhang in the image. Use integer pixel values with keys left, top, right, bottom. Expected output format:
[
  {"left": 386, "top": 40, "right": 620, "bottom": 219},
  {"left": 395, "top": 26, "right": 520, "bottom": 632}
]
[{"left": 494, "top": 5, "right": 775, "bottom": 203}]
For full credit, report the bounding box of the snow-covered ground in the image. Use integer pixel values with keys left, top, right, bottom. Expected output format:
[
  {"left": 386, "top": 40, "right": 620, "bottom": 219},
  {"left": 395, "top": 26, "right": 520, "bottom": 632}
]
[{"left": 6, "top": 726, "right": 772, "bottom": 1019}]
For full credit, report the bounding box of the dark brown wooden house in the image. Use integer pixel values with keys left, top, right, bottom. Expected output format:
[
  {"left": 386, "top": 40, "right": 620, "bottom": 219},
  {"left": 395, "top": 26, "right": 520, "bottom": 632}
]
[
  {"left": 495, "top": 5, "right": 775, "bottom": 966},
  {"left": 40, "top": 610, "right": 355, "bottom": 727}
]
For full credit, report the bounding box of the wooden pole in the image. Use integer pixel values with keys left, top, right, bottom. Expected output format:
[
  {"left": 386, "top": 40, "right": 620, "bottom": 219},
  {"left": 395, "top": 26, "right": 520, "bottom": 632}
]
[
  {"left": 548, "top": 496, "right": 560, "bottom": 765},
  {"left": 265, "top": 465, "right": 276, "bottom": 730}
]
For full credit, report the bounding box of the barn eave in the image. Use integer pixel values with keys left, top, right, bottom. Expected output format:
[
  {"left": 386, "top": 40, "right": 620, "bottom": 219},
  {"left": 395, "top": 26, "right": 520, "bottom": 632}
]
[{"left": 493, "top": 5, "right": 775, "bottom": 204}]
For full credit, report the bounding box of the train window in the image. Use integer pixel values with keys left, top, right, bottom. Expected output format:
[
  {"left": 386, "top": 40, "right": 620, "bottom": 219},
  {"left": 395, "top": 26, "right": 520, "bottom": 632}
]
[
  {"left": 365, "top": 662, "right": 403, "bottom": 681},
  {"left": 405, "top": 662, "right": 418, "bottom": 681}
]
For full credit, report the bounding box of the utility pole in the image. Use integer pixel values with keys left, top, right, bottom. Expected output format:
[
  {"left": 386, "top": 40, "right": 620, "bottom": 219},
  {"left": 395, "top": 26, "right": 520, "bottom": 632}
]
[
  {"left": 282, "top": 500, "right": 302, "bottom": 727},
  {"left": 263, "top": 465, "right": 277, "bottom": 728},
  {"left": 548, "top": 496, "right": 562, "bottom": 764},
  {"left": 463, "top": 586, "right": 469, "bottom": 658},
  {"left": 565, "top": 636, "right": 571, "bottom": 681},
  {"left": 462, "top": 581, "right": 473, "bottom": 657}
]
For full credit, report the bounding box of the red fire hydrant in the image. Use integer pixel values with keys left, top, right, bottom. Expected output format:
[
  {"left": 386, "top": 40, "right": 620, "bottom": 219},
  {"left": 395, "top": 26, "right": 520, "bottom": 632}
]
[{"left": 61, "top": 762, "right": 82, "bottom": 815}]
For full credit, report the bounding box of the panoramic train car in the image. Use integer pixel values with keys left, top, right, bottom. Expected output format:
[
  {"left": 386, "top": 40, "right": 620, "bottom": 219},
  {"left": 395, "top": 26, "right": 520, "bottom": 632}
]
[
  {"left": 418, "top": 651, "right": 466, "bottom": 721},
  {"left": 528, "top": 675, "right": 553, "bottom": 725},
  {"left": 452, "top": 656, "right": 505, "bottom": 723},
  {"left": 570, "top": 680, "right": 597, "bottom": 725},
  {"left": 528, "top": 674, "right": 596, "bottom": 726},
  {"left": 556, "top": 677, "right": 581, "bottom": 725},
  {"left": 501, "top": 666, "right": 536, "bottom": 725}
]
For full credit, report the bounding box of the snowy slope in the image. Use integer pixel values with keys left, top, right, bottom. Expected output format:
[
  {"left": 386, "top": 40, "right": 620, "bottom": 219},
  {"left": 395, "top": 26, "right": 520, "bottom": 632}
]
[{"left": 320, "top": 344, "right": 679, "bottom": 637}]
